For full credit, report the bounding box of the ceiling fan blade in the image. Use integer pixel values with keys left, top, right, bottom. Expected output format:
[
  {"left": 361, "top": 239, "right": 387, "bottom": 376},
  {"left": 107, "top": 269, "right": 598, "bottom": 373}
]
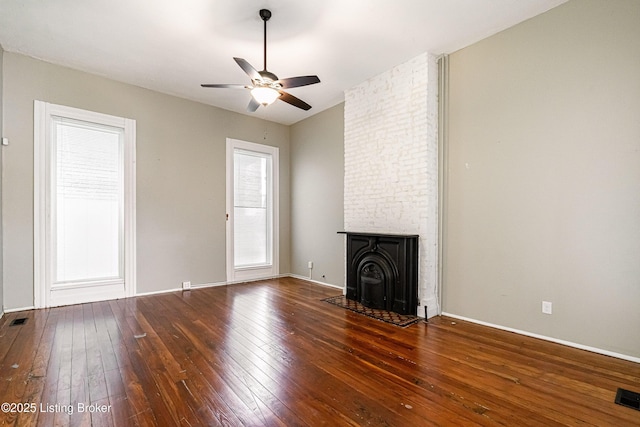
[
  {"left": 277, "top": 75, "right": 320, "bottom": 89},
  {"left": 234, "top": 57, "right": 261, "bottom": 81},
  {"left": 278, "top": 91, "right": 312, "bottom": 111},
  {"left": 247, "top": 97, "right": 261, "bottom": 112},
  {"left": 201, "top": 84, "right": 247, "bottom": 89}
]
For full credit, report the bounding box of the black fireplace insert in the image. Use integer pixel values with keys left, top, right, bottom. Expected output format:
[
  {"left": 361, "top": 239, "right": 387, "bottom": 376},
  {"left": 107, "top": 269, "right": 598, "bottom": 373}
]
[{"left": 339, "top": 232, "right": 418, "bottom": 315}]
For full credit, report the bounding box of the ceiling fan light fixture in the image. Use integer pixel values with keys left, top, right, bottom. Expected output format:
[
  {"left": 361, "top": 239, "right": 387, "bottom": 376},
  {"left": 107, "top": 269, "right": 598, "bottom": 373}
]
[
  {"left": 201, "top": 9, "right": 319, "bottom": 111},
  {"left": 251, "top": 86, "right": 281, "bottom": 106}
]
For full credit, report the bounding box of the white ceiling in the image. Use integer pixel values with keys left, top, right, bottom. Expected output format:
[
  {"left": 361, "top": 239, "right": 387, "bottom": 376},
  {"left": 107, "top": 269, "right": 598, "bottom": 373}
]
[{"left": 0, "top": 0, "right": 567, "bottom": 125}]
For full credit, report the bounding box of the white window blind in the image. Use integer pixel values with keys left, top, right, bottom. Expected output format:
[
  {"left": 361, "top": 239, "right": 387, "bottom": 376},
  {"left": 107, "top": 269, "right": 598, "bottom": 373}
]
[
  {"left": 233, "top": 149, "right": 272, "bottom": 267},
  {"left": 53, "top": 117, "right": 123, "bottom": 283}
]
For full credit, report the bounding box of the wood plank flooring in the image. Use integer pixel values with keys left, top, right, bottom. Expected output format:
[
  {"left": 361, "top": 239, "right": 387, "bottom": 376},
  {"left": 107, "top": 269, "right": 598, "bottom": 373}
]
[{"left": 1, "top": 277, "right": 639, "bottom": 426}]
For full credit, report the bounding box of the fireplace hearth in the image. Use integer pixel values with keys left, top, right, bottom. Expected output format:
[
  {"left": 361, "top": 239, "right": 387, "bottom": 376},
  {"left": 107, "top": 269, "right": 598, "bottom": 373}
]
[{"left": 339, "top": 232, "right": 418, "bottom": 315}]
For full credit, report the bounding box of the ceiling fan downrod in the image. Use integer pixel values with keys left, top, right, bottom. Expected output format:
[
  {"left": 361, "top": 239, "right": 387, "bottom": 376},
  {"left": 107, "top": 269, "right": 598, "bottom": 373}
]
[{"left": 259, "top": 9, "right": 271, "bottom": 73}]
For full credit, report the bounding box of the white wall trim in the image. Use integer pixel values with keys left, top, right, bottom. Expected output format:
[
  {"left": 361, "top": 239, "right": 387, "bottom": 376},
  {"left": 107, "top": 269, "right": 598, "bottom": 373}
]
[
  {"left": 135, "top": 287, "right": 187, "bottom": 297},
  {"left": 4, "top": 306, "right": 36, "bottom": 314},
  {"left": 225, "top": 275, "right": 281, "bottom": 286},
  {"left": 437, "top": 54, "right": 449, "bottom": 317},
  {"left": 442, "top": 312, "right": 640, "bottom": 364},
  {"left": 288, "top": 273, "right": 345, "bottom": 291},
  {"left": 135, "top": 274, "right": 344, "bottom": 298},
  {"left": 190, "top": 281, "right": 228, "bottom": 289},
  {"left": 33, "top": 100, "right": 47, "bottom": 309}
]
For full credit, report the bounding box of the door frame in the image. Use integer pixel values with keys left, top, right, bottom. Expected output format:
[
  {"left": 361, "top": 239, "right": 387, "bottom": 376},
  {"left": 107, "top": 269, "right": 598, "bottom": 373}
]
[
  {"left": 226, "top": 138, "right": 279, "bottom": 283},
  {"left": 33, "top": 101, "right": 136, "bottom": 308}
]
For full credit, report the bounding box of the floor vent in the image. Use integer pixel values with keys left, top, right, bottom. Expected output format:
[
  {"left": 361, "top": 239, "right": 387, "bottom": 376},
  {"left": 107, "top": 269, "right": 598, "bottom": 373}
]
[
  {"left": 10, "top": 318, "right": 27, "bottom": 326},
  {"left": 615, "top": 388, "right": 640, "bottom": 411}
]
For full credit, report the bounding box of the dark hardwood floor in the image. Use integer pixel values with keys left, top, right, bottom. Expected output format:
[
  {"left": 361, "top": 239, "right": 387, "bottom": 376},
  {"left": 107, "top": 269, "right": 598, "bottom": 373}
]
[{"left": 0, "top": 277, "right": 638, "bottom": 426}]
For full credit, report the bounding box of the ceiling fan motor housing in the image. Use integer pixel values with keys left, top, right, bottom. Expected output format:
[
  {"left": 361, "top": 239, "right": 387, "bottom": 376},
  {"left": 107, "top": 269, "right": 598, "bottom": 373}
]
[{"left": 259, "top": 70, "right": 279, "bottom": 83}]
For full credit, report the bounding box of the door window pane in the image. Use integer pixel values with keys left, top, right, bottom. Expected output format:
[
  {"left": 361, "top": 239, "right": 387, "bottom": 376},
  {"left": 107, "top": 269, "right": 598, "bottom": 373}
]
[
  {"left": 54, "top": 118, "right": 123, "bottom": 283},
  {"left": 234, "top": 150, "right": 271, "bottom": 267}
]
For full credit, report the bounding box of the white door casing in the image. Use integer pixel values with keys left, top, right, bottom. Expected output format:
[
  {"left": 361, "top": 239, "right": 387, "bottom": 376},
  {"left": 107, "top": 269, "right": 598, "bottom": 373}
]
[
  {"left": 226, "top": 138, "right": 279, "bottom": 283},
  {"left": 34, "top": 101, "right": 136, "bottom": 308}
]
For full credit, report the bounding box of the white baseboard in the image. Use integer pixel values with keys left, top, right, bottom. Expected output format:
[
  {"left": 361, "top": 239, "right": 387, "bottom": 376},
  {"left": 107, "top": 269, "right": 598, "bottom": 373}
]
[
  {"left": 4, "top": 306, "right": 36, "bottom": 313},
  {"left": 134, "top": 287, "right": 184, "bottom": 297},
  {"left": 287, "top": 274, "right": 344, "bottom": 291},
  {"left": 191, "top": 280, "right": 228, "bottom": 289},
  {"left": 134, "top": 275, "right": 305, "bottom": 297},
  {"left": 225, "top": 274, "right": 284, "bottom": 286},
  {"left": 442, "top": 312, "right": 640, "bottom": 364},
  {"left": 135, "top": 280, "right": 231, "bottom": 297}
]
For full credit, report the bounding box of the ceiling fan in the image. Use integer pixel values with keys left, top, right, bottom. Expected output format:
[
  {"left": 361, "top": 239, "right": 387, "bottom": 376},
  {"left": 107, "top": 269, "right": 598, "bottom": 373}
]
[{"left": 201, "top": 9, "right": 320, "bottom": 112}]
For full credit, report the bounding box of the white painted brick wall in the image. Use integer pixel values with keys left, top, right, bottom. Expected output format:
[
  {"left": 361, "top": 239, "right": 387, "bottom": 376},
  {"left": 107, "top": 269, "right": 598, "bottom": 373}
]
[{"left": 344, "top": 52, "right": 439, "bottom": 317}]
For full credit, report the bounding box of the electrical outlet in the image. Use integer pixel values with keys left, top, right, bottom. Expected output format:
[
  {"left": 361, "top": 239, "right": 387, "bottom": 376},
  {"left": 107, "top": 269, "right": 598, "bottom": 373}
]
[
  {"left": 182, "top": 281, "right": 191, "bottom": 290},
  {"left": 542, "top": 301, "right": 552, "bottom": 314},
  {"left": 308, "top": 261, "right": 313, "bottom": 269}
]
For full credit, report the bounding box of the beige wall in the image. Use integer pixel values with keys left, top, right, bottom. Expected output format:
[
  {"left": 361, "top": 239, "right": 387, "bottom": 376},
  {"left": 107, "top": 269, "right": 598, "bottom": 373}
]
[
  {"left": 444, "top": 0, "right": 640, "bottom": 358},
  {"left": 290, "top": 103, "right": 344, "bottom": 286},
  {"left": 2, "top": 52, "right": 290, "bottom": 309}
]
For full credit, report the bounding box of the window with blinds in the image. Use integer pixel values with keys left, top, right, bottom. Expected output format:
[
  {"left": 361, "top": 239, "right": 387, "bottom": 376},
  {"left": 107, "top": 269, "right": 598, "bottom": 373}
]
[
  {"left": 233, "top": 149, "right": 272, "bottom": 268},
  {"left": 52, "top": 117, "right": 124, "bottom": 284}
]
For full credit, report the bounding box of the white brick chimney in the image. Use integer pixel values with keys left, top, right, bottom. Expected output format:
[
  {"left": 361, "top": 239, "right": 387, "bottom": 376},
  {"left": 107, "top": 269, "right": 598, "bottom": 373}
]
[{"left": 344, "top": 52, "right": 439, "bottom": 318}]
